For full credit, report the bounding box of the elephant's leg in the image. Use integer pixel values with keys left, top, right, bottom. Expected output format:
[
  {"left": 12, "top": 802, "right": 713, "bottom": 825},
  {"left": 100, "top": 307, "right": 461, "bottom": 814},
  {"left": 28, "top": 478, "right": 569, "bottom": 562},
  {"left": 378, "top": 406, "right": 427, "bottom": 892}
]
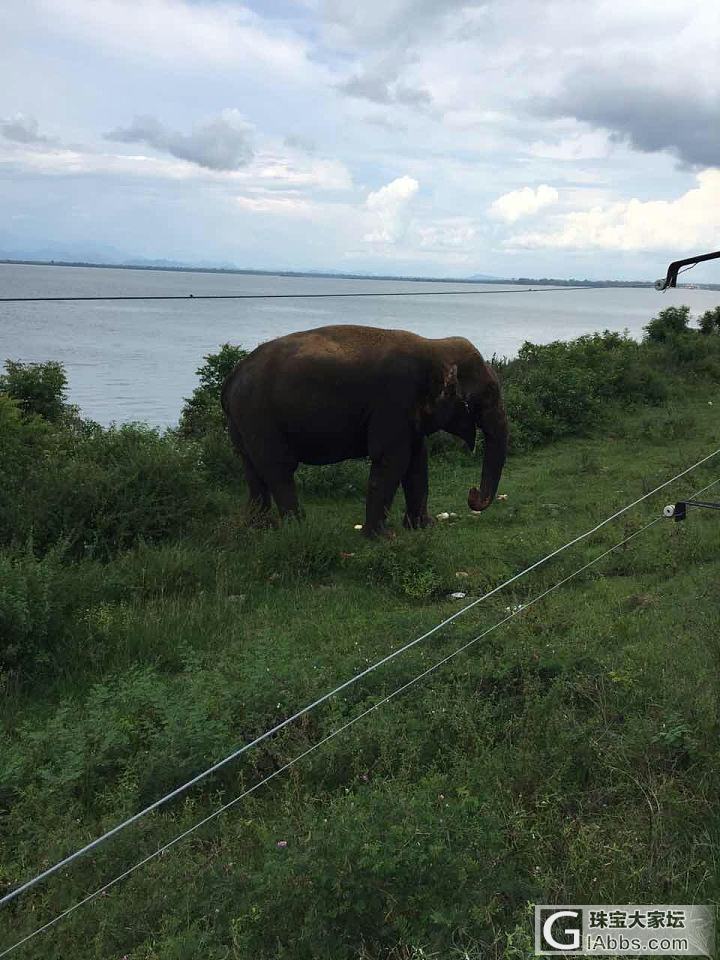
[
  {"left": 402, "top": 438, "right": 433, "bottom": 529},
  {"left": 247, "top": 434, "right": 300, "bottom": 522},
  {"left": 241, "top": 452, "right": 271, "bottom": 520},
  {"left": 266, "top": 468, "right": 300, "bottom": 520},
  {"left": 364, "top": 441, "right": 411, "bottom": 536},
  {"left": 365, "top": 461, "right": 402, "bottom": 535}
]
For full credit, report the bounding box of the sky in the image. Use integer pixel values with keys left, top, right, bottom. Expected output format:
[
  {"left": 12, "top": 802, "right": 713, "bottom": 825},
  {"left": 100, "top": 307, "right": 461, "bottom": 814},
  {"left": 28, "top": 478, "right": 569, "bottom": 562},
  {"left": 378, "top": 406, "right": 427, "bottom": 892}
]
[{"left": 1, "top": 0, "right": 719, "bottom": 279}]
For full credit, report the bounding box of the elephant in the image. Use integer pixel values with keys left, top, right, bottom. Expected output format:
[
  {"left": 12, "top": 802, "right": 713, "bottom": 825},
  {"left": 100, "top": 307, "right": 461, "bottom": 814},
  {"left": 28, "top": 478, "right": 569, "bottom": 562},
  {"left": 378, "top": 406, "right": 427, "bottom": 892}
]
[{"left": 221, "top": 324, "right": 508, "bottom": 536}]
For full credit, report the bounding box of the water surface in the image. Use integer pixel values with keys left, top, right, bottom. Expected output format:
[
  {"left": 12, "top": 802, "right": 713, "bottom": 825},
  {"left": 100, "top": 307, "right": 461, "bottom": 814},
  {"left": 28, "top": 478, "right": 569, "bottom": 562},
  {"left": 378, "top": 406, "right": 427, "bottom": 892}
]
[{"left": 2, "top": 263, "right": 718, "bottom": 426}]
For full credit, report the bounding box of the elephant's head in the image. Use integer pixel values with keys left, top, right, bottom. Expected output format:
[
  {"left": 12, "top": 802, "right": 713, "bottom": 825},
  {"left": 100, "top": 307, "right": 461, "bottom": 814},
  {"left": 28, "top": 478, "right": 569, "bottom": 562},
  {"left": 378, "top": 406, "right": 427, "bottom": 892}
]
[{"left": 430, "top": 348, "right": 508, "bottom": 513}]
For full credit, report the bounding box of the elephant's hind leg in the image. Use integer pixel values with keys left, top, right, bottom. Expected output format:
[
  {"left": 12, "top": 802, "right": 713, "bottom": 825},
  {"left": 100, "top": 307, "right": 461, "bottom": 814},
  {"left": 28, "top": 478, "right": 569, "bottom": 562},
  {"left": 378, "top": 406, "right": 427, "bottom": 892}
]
[
  {"left": 240, "top": 452, "right": 272, "bottom": 522},
  {"left": 266, "top": 469, "right": 300, "bottom": 520}
]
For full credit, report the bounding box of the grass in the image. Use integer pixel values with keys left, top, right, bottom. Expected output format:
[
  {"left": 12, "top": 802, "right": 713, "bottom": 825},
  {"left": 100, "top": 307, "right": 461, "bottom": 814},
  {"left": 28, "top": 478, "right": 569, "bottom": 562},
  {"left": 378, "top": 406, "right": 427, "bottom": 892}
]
[{"left": 2, "top": 321, "right": 720, "bottom": 958}]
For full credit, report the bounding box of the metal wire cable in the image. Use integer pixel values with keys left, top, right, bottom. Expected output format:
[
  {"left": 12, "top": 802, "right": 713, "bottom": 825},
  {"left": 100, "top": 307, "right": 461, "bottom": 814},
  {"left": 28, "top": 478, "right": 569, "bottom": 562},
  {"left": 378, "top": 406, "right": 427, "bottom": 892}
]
[
  {"left": 2, "top": 442, "right": 720, "bottom": 912},
  {"left": 5, "top": 475, "right": 719, "bottom": 958},
  {"left": 0, "top": 286, "right": 616, "bottom": 303}
]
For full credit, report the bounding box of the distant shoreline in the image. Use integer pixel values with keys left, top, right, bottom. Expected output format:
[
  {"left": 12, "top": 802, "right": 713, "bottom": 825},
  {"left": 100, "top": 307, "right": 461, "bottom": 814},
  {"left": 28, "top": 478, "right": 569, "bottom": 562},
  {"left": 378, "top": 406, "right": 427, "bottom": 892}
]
[{"left": 3, "top": 257, "right": 717, "bottom": 290}]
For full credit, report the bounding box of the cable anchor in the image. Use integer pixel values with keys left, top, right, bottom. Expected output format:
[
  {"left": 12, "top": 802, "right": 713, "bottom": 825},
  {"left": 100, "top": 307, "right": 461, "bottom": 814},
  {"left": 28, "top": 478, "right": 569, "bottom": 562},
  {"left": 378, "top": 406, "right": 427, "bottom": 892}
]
[{"left": 663, "top": 500, "right": 720, "bottom": 521}]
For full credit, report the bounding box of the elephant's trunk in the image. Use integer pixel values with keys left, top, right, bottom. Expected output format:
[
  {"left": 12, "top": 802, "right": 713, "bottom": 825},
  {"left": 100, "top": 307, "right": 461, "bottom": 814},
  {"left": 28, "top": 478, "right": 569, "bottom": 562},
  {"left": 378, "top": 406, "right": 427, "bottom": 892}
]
[{"left": 467, "top": 409, "right": 508, "bottom": 512}]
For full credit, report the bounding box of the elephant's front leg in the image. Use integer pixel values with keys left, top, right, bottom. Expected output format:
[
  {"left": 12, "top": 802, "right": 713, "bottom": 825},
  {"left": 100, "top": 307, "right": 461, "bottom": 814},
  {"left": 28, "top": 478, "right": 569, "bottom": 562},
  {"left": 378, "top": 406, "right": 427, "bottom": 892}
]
[
  {"left": 364, "top": 451, "right": 408, "bottom": 536},
  {"left": 402, "top": 437, "right": 434, "bottom": 529}
]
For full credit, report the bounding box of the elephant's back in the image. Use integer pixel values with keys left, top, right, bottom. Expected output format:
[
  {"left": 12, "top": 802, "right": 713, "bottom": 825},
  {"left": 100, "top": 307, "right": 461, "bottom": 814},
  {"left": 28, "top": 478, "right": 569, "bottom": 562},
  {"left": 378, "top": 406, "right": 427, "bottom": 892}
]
[{"left": 222, "top": 323, "right": 439, "bottom": 430}]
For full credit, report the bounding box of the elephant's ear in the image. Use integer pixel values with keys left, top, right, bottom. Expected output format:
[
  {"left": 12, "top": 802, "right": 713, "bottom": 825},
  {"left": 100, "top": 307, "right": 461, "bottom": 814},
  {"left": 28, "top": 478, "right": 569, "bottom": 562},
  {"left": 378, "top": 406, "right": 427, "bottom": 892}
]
[{"left": 439, "top": 363, "right": 458, "bottom": 399}]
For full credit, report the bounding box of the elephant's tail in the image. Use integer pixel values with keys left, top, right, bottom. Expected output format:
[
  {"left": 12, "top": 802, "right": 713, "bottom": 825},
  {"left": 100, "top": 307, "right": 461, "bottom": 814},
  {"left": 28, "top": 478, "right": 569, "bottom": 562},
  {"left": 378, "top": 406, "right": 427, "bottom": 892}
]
[
  {"left": 220, "top": 376, "right": 230, "bottom": 416},
  {"left": 220, "top": 367, "right": 247, "bottom": 455},
  {"left": 220, "top": 368, "right": 235, "bottom": 417}
]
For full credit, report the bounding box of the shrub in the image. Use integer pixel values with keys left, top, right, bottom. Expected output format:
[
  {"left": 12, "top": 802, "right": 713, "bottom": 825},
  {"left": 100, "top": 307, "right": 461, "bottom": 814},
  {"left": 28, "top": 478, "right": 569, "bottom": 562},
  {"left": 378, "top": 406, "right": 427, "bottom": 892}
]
[
  {"left": 41, "top": 424, "right": 212, "bottom": 559},
  {"left": 0, "top": 395, "right": 53, "bottom": 538},
  {"left": 357, "top": 535, "right": 452, "bottom": 601},
  {"left": 698, "top": 306, "right": 720, "bottom": 335},
  {"left": 0, "top": 413, "right": 217, "bottom": 559},
  {"left": 296, "top": 461, "right": 367, "bottom": 498},
  {"left": 0, "top": 359, "right": 68, "bottom": 421},
  {"left": 178, "top": 343, "right": 247, "bottom": 439},
  {"left": 177, "top": 343, "right": 248, "bottom": 483},
  {"left": 502, "top": 332, "right": 668, "bottom": 451},
  {"left": 643, "top": 305, "right": 691, "bottom": 342},
  {"left": 0, "top": 548, "right": 62, "bottom": 677}
]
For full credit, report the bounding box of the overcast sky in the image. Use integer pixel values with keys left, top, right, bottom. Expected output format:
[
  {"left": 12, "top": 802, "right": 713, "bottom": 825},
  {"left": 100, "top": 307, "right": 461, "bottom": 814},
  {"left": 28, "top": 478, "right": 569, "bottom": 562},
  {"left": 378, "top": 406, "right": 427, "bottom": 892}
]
[{"left": 1, "top": 0, "right": 719, "bottom": 279}]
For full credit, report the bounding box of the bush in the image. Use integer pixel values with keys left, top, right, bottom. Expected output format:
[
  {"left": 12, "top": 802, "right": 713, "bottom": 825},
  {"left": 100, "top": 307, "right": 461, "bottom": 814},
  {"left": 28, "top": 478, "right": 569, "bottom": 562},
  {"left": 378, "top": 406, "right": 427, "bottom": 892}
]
[
  {"left": 502, "top": 332, "right": 666, "bottom": 451},
  {"left": 0, "top": 395, "right": 54, "bottom": 538},
  {"left": 0, "top": 413, "right": 218, "bottom": 559},
  {"left": 0, "top": 359, "right": 68, "bottom": 421},
  {"left": 296, "top": 461, "right": 367, "bottom": 498},
  {"left": 42, "top": 424, "right": 213, "bottom": 559},
  {"left": 177, "top": 343, "right": 248, "bottom": 483},
  {"left": 179, "top": 343, "right": 247, "bottom": 439},
  {"left": 643, "top": 305, "right": 691, "bottom": 342},
  {"left": 698, "top": 306, "right": 720, "bottom": 335},
  {"left": 0, "top": 548, "right": 63, "bottom": 677},
  {"left": 357, "top": 535, "right": 453, "bottom": 601}
]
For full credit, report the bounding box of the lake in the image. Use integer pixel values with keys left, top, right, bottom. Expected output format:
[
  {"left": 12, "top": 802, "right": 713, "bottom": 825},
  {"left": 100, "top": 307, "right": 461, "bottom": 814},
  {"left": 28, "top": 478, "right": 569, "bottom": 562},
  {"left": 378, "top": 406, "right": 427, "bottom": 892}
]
[{"left": 2, "top": 262, "right": 719, "bottom": 426}]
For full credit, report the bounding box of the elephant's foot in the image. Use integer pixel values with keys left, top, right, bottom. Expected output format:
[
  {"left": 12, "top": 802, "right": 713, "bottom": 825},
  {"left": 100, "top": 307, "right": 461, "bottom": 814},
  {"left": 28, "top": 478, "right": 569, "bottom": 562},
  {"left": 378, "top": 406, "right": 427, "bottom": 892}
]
[
  {"left": 362, "top": 523, "right": 397, "bottom": 540},
  {"left": 402, "top": 512, "right": 436, "bottom": 530},
  {"left": 245, "top": 505, "right": 274, "bottom": 529}
]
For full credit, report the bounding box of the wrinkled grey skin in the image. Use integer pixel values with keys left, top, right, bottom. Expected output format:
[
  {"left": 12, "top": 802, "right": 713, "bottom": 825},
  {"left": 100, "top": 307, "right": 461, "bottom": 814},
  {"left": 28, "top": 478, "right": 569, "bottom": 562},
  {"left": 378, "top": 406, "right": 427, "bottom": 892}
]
[{"left": 222, "top": 324, "right": 508, "bottom": 535}]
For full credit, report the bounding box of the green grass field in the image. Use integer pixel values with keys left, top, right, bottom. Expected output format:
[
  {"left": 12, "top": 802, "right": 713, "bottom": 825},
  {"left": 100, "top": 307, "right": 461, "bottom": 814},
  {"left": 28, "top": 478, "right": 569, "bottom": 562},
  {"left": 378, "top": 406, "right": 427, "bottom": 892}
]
[{"left": 2, "top": 319, "right": 720, "bottom": 958}]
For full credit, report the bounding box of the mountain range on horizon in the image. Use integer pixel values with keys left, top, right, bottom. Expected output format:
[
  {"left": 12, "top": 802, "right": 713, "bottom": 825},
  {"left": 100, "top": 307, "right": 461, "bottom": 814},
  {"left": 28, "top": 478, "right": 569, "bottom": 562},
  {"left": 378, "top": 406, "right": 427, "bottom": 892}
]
[{"left": 2, "top": 244, "right": 717, "bottom": 290}]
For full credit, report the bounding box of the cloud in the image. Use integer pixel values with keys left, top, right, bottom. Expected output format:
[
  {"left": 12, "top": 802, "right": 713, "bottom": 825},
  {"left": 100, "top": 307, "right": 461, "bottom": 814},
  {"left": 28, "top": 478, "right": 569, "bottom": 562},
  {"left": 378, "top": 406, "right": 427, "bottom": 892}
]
[
  {"left": 337, "top": 72, "right": 432, "bottom": 108},
  {"left": 509, "top": 169, "right": 720, "bottom": 252},
  {"left": 539, "top": 77, "right": 720, "bottom": 169},
  {"left": 284, "top": 134, "right": 316, "bottom": 154},
  {"left": 235, "top": 194, "right": 315, "bottom": 217},
  {"left": 364, "top": 175, "right": 419, "bottom": 243},
  {"left": 1, "top": 113, "right": 54, "bottom": 145},
  {"left": 38, "top": 0, "right": 314, "bottom": 79},
  {"left": 489, "top": 184, "right": 559, "bottom": 223},
  {"left": 105, "top": 110, "right": 253, "bottom": 171},
  {"left": 0, "top": 140, "right": 351, "bottom": 193},
  {"left": 321, "top": 0, "right": 471, "bottom": 47},
  {"left": 415, "top": 219, "right": 476, "bottom": 249}
]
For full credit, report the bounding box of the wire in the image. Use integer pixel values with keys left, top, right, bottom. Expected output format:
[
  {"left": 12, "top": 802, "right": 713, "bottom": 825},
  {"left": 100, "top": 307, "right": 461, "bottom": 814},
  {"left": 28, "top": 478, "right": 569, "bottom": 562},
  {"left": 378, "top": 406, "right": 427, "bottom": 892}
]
[
  {"left": 0, "top": 286, "right": 616, "bottom": 303},
  {"left": 2, "top": 443, "right": 720, "bottom": 912},
  {"left": 6, "top": 476, "right": 719, "bottom": 959}
]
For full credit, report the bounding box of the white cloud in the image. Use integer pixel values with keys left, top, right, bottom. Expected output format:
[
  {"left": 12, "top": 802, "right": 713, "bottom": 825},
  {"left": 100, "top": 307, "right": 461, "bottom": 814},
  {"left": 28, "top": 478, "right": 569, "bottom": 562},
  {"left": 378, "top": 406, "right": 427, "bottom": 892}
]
[
  {"left": 0, "top": 140, "right": 352, "bottom": 193},
  {"left": 5, "top": 0, "right": 720, "bottom": 277},
  {"left": 235, "top": 194, "right": 315, "bottom": 217},
  {"left": 105, "top": 110, "right": 254, "bottom": 171},
  {"left": 250, "top": 156, "right": 352, "bottom": 191},
  {"left": 528, "top": 128, "right": 612, "bottom": 161},
  {"left": 35, "top": 0, "right": 315, "bottom": 78},
  {"left": 364, "top": 175, "right": 419, "bottom": 243},
  {"left": 415, "top": 219, "right": 476, "bottom": 249},
  {"left": 489, "top": 184, "right": 559, "bottom": 223},
  {"left": 510, "top": 169, "right": 720, "bottom": 252}
]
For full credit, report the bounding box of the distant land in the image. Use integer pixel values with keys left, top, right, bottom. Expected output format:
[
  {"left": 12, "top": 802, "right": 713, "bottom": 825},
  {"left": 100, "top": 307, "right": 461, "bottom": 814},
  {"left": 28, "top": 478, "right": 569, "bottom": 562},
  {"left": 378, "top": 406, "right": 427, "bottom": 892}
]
[{"left": 1, "top": 256, "right": 719, "bottom": 291}]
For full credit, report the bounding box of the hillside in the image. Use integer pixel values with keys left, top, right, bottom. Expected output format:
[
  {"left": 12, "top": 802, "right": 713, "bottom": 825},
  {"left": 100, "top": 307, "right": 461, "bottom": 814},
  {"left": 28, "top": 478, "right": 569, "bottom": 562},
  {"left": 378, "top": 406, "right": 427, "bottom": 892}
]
[{"left": 2, "top": 307, "right": 720, "bottom": 958}]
